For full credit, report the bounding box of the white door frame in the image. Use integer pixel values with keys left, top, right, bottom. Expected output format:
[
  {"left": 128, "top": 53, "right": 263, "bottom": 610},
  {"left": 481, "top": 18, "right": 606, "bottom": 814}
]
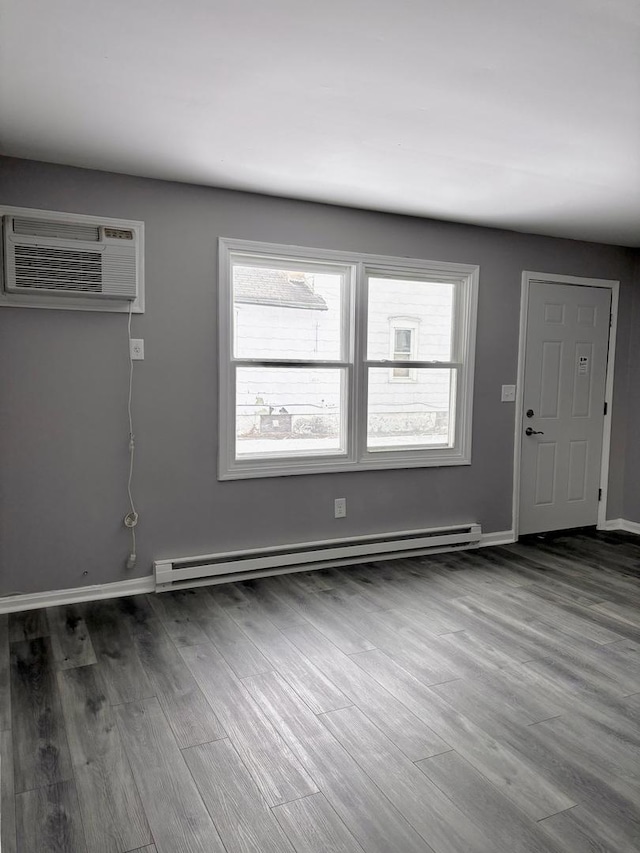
[{"left": 513, "top": 271, "right": 619, "bottom": 537}]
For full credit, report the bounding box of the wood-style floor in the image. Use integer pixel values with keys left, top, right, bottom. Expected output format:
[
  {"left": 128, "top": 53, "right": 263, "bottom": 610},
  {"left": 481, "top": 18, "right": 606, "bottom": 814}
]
[{"left": 1, "top": 530, "right": 640, "bottom": 853}]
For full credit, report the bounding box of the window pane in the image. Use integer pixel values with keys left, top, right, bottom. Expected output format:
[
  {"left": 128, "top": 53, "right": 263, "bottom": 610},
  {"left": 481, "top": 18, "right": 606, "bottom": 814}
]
[
  {"left": 394, "top": 329, "right": 412, "bottom": 353},
  {"left": 236, "top": 367, "right": 345, "bottom": 458},
  {"left": 233, "top": 264, "right": 343, "bottom": 360},
  {"left": 367, "top": 368, "right": 455, "bottom": 450},
  {"left": 367, "top": 278, "right": 454, "bottom": 361},
  {"left": 393, "top": 367, "right": 411, "bottom": 378}
]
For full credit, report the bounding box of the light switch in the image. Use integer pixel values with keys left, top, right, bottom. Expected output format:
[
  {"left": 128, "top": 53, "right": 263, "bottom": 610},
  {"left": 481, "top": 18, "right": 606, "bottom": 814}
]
[{"left": 501, "top": 384, "right": 516, "bottom": 402}]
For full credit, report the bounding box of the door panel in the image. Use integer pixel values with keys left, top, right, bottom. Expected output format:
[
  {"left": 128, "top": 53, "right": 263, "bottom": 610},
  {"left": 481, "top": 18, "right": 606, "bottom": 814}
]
[
  {"left": 534, "top": 442, "right": 556, "bottom": 506},
  {"left": 519, "top": 282, "right": 610, "bottom": 535},
  {"left": 572, "top": 342, "right": 594, "bottom": 417},
  {"left": 540, "top": 341, "right": 562, "bottom": 417},
  {"left": 567, "top": 441, "right": 588, "bottom": 501}
]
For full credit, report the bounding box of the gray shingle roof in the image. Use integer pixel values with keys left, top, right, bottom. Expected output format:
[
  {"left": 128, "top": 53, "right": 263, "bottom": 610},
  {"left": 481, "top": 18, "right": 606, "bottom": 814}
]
[{"left": 233, "top": 266, "right": 328, "bottom": 310}]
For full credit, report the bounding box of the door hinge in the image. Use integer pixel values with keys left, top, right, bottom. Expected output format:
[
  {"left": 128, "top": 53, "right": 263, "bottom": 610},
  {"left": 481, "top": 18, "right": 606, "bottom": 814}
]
[
  {"left": 598, "top": 488, "right": 602, "bottom": 501},
  {"left": 604, "top": 401, "right": 608, "bottom": 415}
]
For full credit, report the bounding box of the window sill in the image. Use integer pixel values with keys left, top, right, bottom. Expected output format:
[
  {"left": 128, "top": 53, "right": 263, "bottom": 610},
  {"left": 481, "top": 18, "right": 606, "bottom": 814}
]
[{"left": 218, "top": 452, "right": 472, "bottom": 480}]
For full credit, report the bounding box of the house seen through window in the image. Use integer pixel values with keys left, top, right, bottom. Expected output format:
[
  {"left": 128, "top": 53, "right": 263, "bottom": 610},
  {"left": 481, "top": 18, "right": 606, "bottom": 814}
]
[{"left": 219, "top": 239, "right": 478, "bottom": 479}]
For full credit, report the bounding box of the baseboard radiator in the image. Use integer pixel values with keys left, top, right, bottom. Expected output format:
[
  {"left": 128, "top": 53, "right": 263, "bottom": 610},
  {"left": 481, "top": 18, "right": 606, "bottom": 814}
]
[{"left": 154, "top": 522, "right": 482, "bottom": 592}]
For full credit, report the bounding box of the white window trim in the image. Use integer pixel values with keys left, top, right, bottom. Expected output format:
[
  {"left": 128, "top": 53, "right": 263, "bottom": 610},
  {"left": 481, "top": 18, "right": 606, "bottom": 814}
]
[{"left": 218, "top": 237, "right": 479, "bottom": 480}]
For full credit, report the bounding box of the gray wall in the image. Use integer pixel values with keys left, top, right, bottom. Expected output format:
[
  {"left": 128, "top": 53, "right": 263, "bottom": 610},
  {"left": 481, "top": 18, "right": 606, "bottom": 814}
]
[{"left": 0, "top": 156, "right": 637, "bottom": 595}]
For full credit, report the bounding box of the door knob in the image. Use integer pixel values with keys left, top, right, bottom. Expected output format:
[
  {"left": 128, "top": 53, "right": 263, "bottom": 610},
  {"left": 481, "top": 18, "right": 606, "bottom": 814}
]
[{"left": 525, "top": 427, "right": 544, "bottom": 436}]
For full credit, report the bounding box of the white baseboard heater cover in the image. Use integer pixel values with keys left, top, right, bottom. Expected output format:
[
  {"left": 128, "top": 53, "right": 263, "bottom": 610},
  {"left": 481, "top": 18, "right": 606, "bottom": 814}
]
[{"left": 154, "top": 523, "right": 482, "bottom": 592}]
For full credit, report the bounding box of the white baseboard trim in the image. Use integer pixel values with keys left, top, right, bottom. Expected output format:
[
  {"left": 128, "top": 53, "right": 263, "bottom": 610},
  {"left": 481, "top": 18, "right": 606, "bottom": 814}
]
[
  {"left": 3, "top": 519, "right": 634, "bottom": 614},
  {"left": 0, "top": 575, "right": 155, "bottom": 615},
  {"left": 602, "top": 518, "right": 640, "bottom": 535},
  {"left": 478, "top": 530, "right": 516, "bottom": 547},
  {"left": 0, "top": 526, "right": 530, "bottom": 613}
]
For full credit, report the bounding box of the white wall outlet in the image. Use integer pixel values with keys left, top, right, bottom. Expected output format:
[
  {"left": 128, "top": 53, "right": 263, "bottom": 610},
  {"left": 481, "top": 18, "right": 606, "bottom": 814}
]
[
  {"left": 501, "top": 384, "right": 516, "bottom": 402},
  {"left": 334, "top": 497, "right": 347, "bottom": 518},
  {"left": 130, "top": 339, "right": 144, "bottom": 360}
]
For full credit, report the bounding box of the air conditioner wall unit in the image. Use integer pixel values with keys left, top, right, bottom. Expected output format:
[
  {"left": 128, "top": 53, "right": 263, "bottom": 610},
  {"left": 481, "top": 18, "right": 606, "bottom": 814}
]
[{"left": 0, "top": 208, "right": 144, "bottom": 312}]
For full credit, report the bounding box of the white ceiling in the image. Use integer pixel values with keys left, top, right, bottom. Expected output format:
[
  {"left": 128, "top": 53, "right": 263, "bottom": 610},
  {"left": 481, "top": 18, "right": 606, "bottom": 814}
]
[{"left": 1, "top": 0, "right": 639, "bottom": 246}]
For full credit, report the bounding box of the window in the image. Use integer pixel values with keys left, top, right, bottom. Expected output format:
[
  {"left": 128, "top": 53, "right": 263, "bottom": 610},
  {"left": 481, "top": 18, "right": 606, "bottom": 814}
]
[
  {"left": 219, "top": 238, "right": 478, "bottom": 479},
  {"left": 393, "top": 328, "right": 414, "bottom": 374},
  {"left": 389, "top": 319, "right": 419, "bottom": 381}
]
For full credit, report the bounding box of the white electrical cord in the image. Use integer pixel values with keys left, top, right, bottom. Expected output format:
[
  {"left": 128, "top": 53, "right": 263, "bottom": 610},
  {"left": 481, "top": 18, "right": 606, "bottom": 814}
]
[{"left": 124, "top": 301, "right": 138, "bottom": 568}]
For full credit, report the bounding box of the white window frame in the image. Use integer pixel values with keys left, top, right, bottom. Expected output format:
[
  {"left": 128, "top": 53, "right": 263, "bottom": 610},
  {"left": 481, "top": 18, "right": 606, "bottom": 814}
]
[{"left": 218, "top": 237, "right": 479, "bottom": 480}]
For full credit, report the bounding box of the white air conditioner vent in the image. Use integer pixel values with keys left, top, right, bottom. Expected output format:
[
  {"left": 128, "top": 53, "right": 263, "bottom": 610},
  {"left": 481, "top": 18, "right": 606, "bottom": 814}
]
[
  {"left": 1, "top": 208, "right": 144, "bottom": 312},
  {"left": 13, "top": 217, "right": 101, "bottom": 242},
  {"left": 14, "top": 245, "right": 103, "bottom": 293}
]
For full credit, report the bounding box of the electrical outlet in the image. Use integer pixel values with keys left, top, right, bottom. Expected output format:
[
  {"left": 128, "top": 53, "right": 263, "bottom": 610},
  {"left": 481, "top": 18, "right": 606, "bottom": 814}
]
[
  {"left": 130, "top": 339, "right": 144, "bottom": 360},
  {"left": 501, "top": 384, "right": 516, "bottom": 402},
  {"left": 334, "top": 497, "right": 347, "bottom": 518}
]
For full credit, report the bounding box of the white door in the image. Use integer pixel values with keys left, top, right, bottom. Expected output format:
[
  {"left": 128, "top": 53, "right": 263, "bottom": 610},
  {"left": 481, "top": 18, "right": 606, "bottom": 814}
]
[{"left": 519, "top": 281, "right": 611, "bottom": 535}]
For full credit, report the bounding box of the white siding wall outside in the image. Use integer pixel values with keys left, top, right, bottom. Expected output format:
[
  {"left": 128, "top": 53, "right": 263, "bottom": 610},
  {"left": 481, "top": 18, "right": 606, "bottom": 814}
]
[
  {"left": 235, "top": 274, "right": 453, "bottom": 453},
  {"left": 367, "top": 278, "right": 453, "bottom": 446}
]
